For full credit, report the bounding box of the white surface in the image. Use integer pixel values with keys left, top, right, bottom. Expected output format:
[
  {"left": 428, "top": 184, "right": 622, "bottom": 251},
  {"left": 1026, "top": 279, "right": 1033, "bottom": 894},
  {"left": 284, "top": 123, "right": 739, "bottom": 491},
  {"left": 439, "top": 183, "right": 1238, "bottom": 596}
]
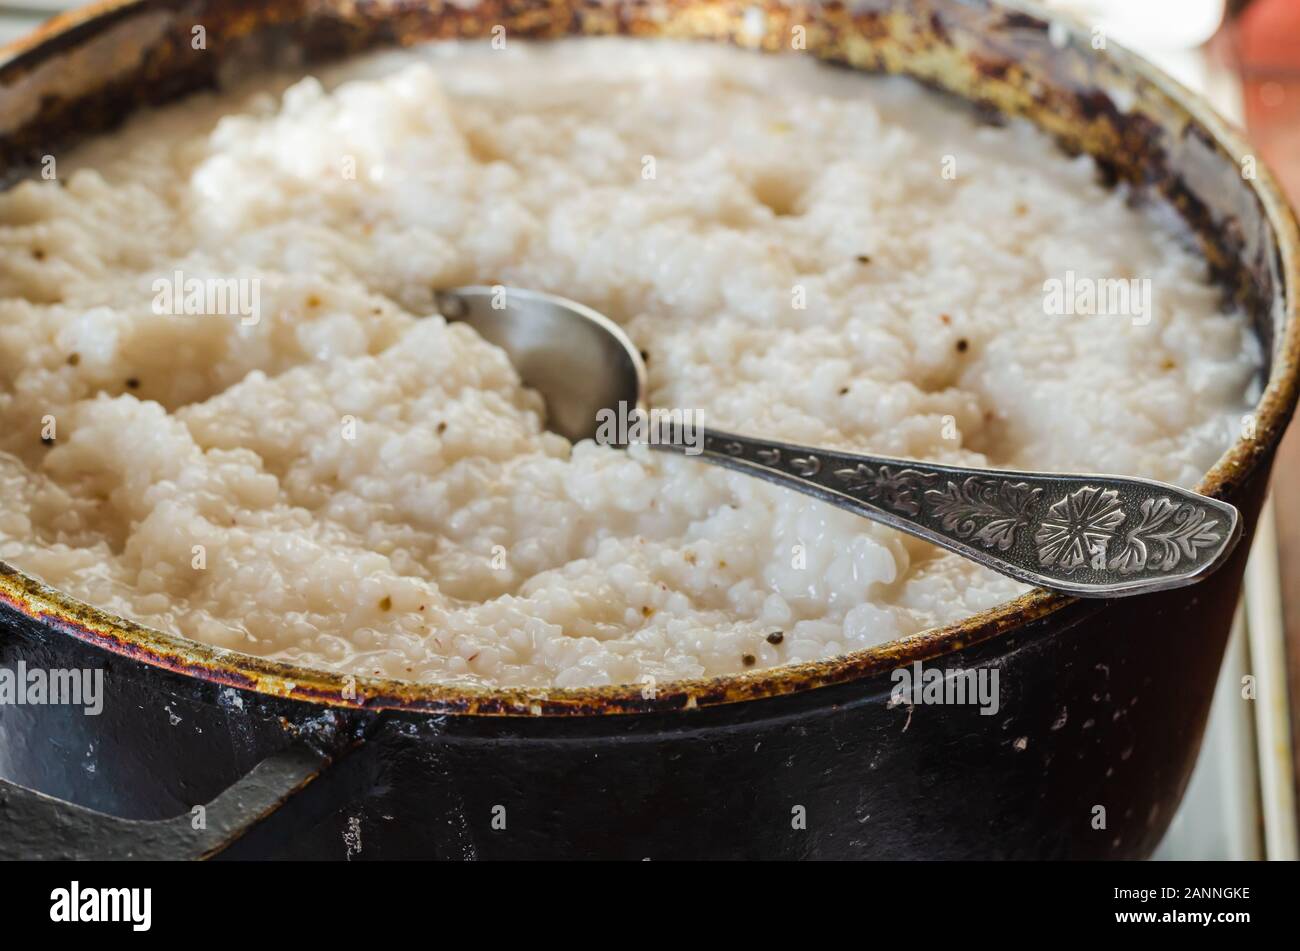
[
  {"left": 0, "top": 10, "right": 42, "bottom": 47},
  {"left": 1040, "top": 0, "right": 1227, "bottom": 52},
  {"left": 1243, "top": 497, "right": 1299, "bottom": 859}
]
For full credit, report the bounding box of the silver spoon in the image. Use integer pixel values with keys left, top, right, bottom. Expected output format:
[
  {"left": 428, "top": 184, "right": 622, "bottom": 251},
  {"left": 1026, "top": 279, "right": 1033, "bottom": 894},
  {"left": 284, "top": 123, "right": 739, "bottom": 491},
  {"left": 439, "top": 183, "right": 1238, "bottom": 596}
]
[{"left": 435, "top": 285, "right": 1241, "bottom": 598}]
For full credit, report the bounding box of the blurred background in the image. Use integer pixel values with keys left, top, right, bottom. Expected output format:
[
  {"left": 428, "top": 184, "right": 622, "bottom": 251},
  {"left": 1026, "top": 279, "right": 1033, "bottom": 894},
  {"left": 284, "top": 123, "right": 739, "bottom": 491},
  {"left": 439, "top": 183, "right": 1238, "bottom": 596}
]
[{"left": 1, "top": 0, "right": 1298, "bottom": 859}]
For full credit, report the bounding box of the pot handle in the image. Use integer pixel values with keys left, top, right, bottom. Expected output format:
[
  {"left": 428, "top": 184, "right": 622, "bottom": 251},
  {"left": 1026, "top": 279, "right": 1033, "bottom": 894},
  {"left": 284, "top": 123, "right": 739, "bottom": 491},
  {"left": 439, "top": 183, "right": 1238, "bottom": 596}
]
[{"left": 0, "top": 741, "right": 348, "bottom": 860}]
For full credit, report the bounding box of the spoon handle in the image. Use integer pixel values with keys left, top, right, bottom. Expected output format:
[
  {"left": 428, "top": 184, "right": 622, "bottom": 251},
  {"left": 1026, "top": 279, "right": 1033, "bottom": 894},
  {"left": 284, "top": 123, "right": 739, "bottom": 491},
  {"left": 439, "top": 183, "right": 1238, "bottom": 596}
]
[{"left": 650, "top": 427, "right": 1240, "bottom": 598}]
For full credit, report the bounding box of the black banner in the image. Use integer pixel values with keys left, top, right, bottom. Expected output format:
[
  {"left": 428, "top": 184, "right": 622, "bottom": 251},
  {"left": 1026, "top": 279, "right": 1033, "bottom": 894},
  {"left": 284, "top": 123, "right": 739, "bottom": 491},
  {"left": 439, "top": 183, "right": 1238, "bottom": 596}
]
[{"left": 1, "top": 859, "right": 1287, "bottom": 936}]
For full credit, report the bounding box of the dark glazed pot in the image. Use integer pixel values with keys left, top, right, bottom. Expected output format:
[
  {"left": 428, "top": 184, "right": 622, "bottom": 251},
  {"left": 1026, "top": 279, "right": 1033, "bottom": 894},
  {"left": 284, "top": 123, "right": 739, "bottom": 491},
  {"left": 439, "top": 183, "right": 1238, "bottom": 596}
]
[{"left": 0, "top": 0, "right": 1297, "bottom": 860}]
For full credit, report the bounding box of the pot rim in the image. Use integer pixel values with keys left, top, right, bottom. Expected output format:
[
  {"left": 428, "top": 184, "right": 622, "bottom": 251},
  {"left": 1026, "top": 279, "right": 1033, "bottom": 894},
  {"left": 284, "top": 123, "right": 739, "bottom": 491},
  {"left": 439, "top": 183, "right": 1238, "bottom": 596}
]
[{"left": 0, "top": 0, "right": 1297, "bottom": 717}]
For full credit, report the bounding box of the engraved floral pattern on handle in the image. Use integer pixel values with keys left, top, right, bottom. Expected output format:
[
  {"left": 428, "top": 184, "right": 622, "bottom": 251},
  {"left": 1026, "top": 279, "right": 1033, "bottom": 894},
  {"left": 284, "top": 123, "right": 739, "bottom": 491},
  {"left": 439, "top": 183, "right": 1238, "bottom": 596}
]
[
  {"left": 1033, "top": 486, "right": 1127, "bottom": 572},
  {"left": 926, "top": 477, "right": 1042, "bottom": 552},
  {"left": 691, "top": 428, "right": 1237, "bottom": 596},
  {"left": 832, "top": 464, "right": 932, "bottom": 517},
  {"left": 1106, "top": 496, "right": 1225, "bottom": 574}
]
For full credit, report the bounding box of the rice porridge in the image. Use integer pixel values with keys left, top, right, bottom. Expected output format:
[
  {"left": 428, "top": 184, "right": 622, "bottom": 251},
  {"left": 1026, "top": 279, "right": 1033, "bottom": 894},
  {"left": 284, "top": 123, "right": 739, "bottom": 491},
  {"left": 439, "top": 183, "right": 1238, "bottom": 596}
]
[{"left": 0, "top": 40, "right": 1260, "bottom": 688}]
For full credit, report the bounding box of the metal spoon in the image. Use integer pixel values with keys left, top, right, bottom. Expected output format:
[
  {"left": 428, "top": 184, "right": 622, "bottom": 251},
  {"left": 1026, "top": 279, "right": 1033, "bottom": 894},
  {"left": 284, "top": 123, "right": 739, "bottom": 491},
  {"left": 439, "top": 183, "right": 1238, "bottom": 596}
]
[{"left": 435, "top": 285, "right": 1241, "bottom": 598}]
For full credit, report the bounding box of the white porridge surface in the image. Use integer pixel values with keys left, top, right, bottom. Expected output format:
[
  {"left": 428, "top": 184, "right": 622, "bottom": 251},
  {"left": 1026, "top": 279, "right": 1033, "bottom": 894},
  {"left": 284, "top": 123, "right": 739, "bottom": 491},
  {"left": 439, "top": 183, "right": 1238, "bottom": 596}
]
[{"left": 0, "top": 39, "right": 1260, "bottom": 687}]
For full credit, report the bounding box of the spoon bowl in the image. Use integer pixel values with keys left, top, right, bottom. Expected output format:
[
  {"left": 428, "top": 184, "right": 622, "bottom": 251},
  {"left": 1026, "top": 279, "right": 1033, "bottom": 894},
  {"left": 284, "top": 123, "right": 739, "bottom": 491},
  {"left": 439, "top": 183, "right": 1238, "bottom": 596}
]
[{"left": 435, "top": 286, "right": 644, "bottom": 443}]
